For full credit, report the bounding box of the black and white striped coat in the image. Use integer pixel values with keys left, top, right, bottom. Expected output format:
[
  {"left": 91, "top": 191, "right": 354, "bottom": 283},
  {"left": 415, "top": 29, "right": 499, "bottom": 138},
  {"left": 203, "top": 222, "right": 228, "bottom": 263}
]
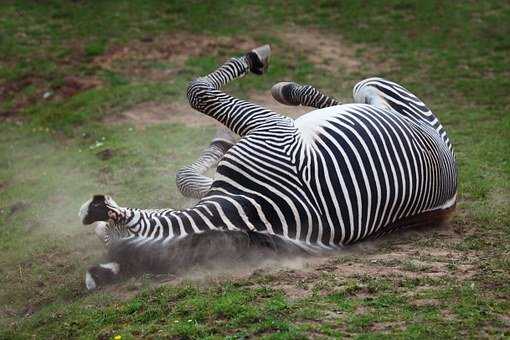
[{"left": 80, "top": 46, "right": 457, "bottom": 287}]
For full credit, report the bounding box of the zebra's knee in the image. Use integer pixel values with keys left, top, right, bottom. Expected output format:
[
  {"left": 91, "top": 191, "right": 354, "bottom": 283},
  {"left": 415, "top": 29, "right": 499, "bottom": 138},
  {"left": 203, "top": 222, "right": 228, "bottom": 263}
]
[
  {"left": 175, "top": 166, "right": 211, "bottom": 199},
  {"left": 176, "top": 166, "right": 193, "bottom": 196},
  {"left": 186, "top": 78, "right": 212, "bottom": 111}
]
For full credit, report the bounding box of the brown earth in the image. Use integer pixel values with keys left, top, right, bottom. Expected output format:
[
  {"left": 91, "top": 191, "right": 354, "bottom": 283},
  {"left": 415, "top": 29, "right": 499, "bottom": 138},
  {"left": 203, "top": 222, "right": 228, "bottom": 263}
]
[
  {"left": 100, "top": 216, "right": 473, "bottom": 307},
  {"left": 1, "top": 27, "right": 392, "bottom": 124},
  {"left": 279, "top": 27, "right": 362, "bottom": 73},
  {"left": 100, "top": 28, "right": 371, "bottom": 127},
  {"left": 93, "top": 33, "right": 258, "bottom": 82}
]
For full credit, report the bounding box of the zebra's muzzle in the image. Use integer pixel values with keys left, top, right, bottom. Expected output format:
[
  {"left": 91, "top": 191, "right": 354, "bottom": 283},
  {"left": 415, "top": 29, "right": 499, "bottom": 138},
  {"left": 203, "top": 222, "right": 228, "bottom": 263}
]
[{"left": 79, "top": 195, "right": 109, "bottom": 225}]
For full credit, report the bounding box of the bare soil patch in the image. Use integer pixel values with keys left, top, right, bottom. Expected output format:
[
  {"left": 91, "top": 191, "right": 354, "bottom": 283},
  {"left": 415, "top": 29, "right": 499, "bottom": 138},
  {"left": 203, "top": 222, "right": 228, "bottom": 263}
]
[
  {"left": 0, "top": 73, "right": 101, "bottom": 119},
  {"left": 102, "top": 92, "right": 315, "bottom": 128},
  {"left": 370, "top": 321, "right": 406, "bottom": 333},
  {"left": 279, "top": 27, "right": 361, "bottom": 73},
  {"left": 94, "top": 33, "right": 258, "bottom": 81},
  {"left": 101, "top": 101, "right": 215, "bottom": 128},
  {"left": 0, "top": 181, "right": 8, "bottom": 193},
  {"left": 278, "top": 26, "right": 394, "bottom": 74},
  {"left": 0, "top": 76, "right": 46, "bottom": 120},
  {"left": 1, "top": 32, "right": 258, "bottom": 120},
  {"left": 56, "top": 76, "right": 102, "bottom": 99}
]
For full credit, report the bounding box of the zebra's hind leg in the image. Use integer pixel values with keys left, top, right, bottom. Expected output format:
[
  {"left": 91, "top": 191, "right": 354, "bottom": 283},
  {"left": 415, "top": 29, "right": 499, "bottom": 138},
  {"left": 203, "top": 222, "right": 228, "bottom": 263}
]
[
  {"left": 271, "top": 82, "right": 341, "bottom": 108},
  {"left": 85, "top": 262, "right": 120, "bottom": 290},
  {"left": 187, "top": 45, "right": 293, "bottom": 137},
  {"left": 176, "top": 126, "right": 236, "bottom": 199}
]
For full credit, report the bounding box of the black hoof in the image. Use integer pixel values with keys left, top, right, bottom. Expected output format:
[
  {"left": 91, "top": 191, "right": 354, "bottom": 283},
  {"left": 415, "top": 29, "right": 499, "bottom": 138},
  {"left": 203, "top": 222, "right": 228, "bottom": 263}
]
[
  {"left": 246, "top": 44, "right": 271, "bottom": 75},
  {"left": 271, "top": 82, "right": 301, "bottom": 106}
]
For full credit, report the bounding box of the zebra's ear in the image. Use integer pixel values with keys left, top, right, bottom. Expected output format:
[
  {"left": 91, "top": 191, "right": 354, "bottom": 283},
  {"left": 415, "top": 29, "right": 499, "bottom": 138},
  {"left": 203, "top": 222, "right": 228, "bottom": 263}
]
[{"left": 79, "top": 195, "right": 109, "bottom": 225}]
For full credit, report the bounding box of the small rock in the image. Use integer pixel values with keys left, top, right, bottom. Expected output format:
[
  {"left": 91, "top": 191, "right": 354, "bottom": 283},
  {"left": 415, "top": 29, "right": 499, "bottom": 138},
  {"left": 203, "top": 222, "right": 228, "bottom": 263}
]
[
  {"left": 140, "top": 36, "right": 154, "bottom": 43},
  {"left": 8, "top": 202, "right": 29, "bottom": 217},
  {"left": 22, "top": 304, "right": 34, "bottom": 317},
  {"left": 43, "top": 91, "right": 52, "bottom": 99},
  {"left": 96, "top": 148, "right": 114, "bottom": 161}
]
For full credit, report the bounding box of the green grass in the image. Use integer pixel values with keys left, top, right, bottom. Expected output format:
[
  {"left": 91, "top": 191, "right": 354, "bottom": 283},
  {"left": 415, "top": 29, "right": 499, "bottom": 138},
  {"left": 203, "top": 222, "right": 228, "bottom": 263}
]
[{"left": 1, "top": 1, "right": 509, "bottom": 338}]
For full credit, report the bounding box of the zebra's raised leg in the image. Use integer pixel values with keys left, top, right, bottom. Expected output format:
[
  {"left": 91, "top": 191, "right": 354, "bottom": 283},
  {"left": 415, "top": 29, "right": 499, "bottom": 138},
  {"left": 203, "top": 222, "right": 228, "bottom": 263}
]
[
  {"left": 187, "top": 45, "right": 293, "bottom": 137},
  {"left": 176, "top": 126, "right": 236, "bottom": 199},
  {"left": 271, "top": 82, "right": 341, "bottom": 108}
]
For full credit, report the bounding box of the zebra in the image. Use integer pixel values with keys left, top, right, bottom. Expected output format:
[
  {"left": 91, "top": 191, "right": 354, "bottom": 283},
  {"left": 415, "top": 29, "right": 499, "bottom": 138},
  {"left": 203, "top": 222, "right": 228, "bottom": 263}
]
[{"left": 79, "top": 45, "right": 457, "bottom": 289}]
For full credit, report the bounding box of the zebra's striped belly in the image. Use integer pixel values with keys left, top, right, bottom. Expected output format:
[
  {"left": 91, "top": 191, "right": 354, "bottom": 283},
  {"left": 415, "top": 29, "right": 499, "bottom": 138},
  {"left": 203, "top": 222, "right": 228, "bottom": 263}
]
[{"left": 210, "top": 104, "right": 457, "bottom": 247}]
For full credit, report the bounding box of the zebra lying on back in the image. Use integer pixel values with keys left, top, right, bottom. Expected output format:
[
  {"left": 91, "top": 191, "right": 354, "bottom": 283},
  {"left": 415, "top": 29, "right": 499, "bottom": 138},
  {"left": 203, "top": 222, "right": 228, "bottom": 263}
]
[{"left": 79, "top": 45, "right": 457, "bottom": 289}]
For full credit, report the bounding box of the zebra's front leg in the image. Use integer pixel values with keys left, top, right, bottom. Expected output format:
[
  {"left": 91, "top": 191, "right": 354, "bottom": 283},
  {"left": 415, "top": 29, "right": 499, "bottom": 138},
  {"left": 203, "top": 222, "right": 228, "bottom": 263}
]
[
  {"left": 87, "top": 224, "right": 123, "bottom": 290},
  {"left": 80, "top": 195, "right": 137, "bottom": 290},
  {"left": 176, "top": 126, "right": 236, "bottom": 199},
  {"left": 271, "top": 82, "right": 341, "bottom": 109},
  {"left": 85, "top": 262, "right": 121, "bottom": 290}
]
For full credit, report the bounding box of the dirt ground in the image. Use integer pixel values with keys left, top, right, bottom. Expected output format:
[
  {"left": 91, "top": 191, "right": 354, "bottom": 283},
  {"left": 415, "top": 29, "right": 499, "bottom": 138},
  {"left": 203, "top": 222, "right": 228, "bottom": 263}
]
[{"left": 98, "top": 27, "right": 391, "bottom": 128}]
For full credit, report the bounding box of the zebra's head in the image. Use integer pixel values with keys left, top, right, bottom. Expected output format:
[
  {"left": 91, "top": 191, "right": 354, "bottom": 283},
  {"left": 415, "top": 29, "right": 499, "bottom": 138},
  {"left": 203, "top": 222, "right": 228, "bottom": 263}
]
[{"left": 79, "top": 194, "right": 118, "bottom": 225}]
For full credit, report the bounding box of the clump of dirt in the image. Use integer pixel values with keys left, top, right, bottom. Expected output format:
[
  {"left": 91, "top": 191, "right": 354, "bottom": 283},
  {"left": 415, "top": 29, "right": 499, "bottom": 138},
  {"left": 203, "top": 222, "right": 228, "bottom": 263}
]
[
  {"left": 55, "top": 76, "right": 102, "bottom": 99},
  {"left": 96, "top": 148, "right": 115, "bottom": 161}
]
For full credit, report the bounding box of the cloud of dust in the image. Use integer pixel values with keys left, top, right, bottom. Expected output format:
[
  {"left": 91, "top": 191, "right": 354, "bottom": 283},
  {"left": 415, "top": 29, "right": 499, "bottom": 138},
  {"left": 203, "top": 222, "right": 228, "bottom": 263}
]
[{"left": 105, "top": 227, "right": 388, "bottom": 284}]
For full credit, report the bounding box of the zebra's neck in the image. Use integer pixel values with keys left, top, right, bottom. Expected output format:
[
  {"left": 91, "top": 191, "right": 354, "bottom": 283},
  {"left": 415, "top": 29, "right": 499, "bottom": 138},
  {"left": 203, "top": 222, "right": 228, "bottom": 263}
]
[{"left": 108, "top": 201, "right": 227, "bottom": 242}]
